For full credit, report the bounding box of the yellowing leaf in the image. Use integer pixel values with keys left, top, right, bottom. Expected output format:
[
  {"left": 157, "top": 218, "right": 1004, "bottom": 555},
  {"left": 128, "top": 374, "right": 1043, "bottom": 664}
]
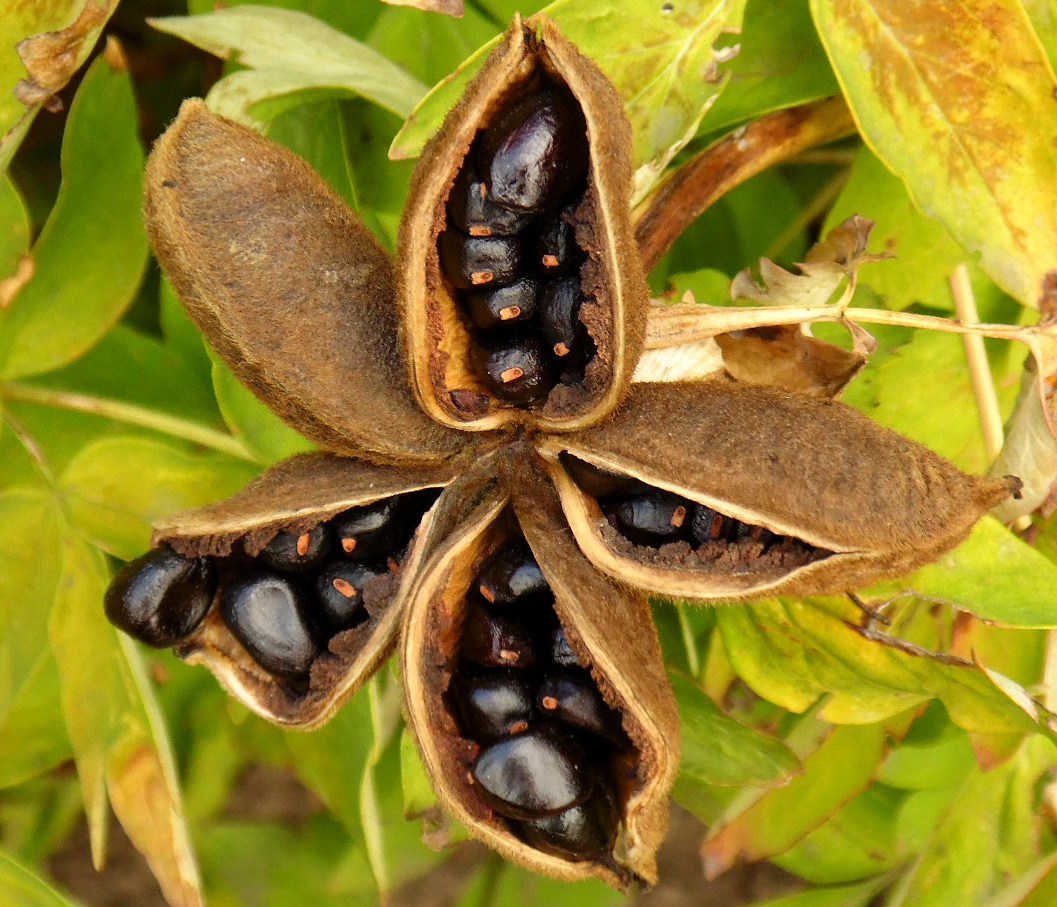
[
  {"left": 48, "top": 532, "right": 203, "bottom": 906},
  {"left": 811, "top": 0, "right": 1057, "bottom": 308}
]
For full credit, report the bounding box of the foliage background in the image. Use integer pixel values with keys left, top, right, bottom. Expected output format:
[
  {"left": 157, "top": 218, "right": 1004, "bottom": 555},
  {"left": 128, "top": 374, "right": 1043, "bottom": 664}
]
[{"left": 2, "top": 0, "right": 1057, "bottom": 905}]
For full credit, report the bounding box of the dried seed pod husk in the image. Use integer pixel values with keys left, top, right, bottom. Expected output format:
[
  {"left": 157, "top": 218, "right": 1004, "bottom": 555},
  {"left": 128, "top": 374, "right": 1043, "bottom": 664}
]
[
  {"left": 399, "top": 16, "right": 647, "bottom": 433},
  {"left": 145, "top": 99, "right": 468, "bottom": 466},
  {"left": 402, "top": 450, "right": 677, "bottom": 888},
  {"left": 539, "top": 380, "right": 1019, "bottom": 599},
  {"left": 151, "top": 451, "right": 475, "bottom": 728}
]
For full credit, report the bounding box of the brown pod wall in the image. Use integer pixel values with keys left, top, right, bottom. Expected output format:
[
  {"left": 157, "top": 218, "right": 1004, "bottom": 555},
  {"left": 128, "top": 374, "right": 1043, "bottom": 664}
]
[
  {"left": 144, "top": 100, "right": 469, "bottom": 466},
  {"left": 402, "top": 457, "right": 677, "bottom": 887},
  {"left": 148, "top": 453, "right": 468, "bottom": 727},
  {"left": 538, "top": 380, "right": 1020, "bottom": 599},
  {"left": 399, "top": 16, "right": 648, "bottom": 433}
]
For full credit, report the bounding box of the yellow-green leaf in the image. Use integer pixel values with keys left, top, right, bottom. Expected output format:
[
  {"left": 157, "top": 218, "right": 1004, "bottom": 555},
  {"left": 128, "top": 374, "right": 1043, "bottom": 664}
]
[
  {"left": 48, "top": 533, "right": 203, "bottom": 906},
  {"left": 811, "top": 0, "right": 1057, "bottom": 308},
  {"left": 0, "top": 52, "right": 147, "bottom": 379}
]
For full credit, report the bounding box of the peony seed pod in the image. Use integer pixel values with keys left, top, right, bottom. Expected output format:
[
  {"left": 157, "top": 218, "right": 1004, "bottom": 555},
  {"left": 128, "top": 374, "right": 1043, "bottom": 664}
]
[{"left": 399, "top": 16, "right": 648, "bottom": 433}]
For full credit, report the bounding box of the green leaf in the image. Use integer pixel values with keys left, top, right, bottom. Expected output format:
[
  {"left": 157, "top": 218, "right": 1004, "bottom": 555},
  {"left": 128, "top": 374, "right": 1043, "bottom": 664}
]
[
  {"left": 702, "top": 723, "right": 887, "bottom": 876},
  {"left": 0, "top": 175, "right": 30, "bottom": 278},
  {"left": 0, "top": 650, "right": 70, "bottom": 790},
  {"left": 59, "top": 436, "right": 259, "bottom": 561},
  {"left": 839, "top": 327, "right": 1020, "bottom": 474},
  {"left": 0, "top": 850, "right": 77, "bottom": 907},
  {"left": 811, "top": 0, "right": 1057, "bottom": 308},
  {"left": 211, "top": 357, "right": 315, "bottom": 465},
  {"left": 699, "top": 0, "right": 839, "bottom": 133},
  {"left": 1023, "top": 1, "right": 1057, "bottom": 72},
  {"left": 994, "top": 851, "right": 1057, "bottom": 907},
  {"left": 750, "top": 876, "right": 890, "bottom": 907},
  {"left": 391, "top": 0, "right": 750, "bottom": 196},
  {"left": 0, "top": 1, "right": 116, "bottom": 170},
  {"left": 0, "top": 53, "right": 147, "bottom": 379},
  {"left": 887, "top": 738, "right": 1052, "bottom": 907},
  {"left": 865, "top": 518, "right": 1057, "bottom": 629},
  {"left": 0, "top": 490, "right": 70, "bottom": 788},
  {"left": 150, "top": 6, "right": 429, "bottom": 125},
  {"left": 670, "top": 670, "right": 802, "bottom": 787},
  {"left": 824, "top": 147, "right": 965, "bottom": 311},
  {"left": 772, "top": 785, "right": 903, "bottom": 884},
  {"left": 367, "top": 3, "right": 501, "bottom": 88},
  {"left": 715, "top": 598, "right": 1042, "bottom": 735},
  {"left": 48, "top": 532, "right": 204, "bottom": 906}
]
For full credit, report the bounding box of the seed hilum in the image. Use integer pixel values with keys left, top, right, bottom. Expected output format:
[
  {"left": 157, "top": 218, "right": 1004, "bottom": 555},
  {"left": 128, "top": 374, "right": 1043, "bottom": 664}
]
[
  {"left": 439, "top": 86, "right": 593, "bottom": 406},
  {"left": 449, "top": 540, "right": 627, "bottom": 862},
  {"left": 104, "top": 490, "right": 440, "bottom": 685}
]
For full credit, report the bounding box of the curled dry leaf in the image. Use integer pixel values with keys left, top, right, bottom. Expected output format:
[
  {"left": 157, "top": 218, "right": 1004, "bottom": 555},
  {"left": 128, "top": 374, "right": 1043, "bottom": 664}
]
[
  {"left": 14, "top": 1, "right": 111, "bottom": 109},
  {"left": 107, "top": 14, "right": 1024, "bottom": 889}
]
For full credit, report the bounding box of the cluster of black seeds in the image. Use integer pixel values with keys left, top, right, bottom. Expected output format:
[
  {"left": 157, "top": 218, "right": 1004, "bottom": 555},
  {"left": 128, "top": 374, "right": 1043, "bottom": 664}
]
[
  {"left": 560, "top": 454, "right": 823, "bottom": 566},
  {"left": 438, "top": 81, "right": 594, "bottom": 406},
  {"left": 105, "top": 490, "right": 441, "bottom": 688},
  {"left": 447, "top": 539, "right": 630, "bottom": 862}
]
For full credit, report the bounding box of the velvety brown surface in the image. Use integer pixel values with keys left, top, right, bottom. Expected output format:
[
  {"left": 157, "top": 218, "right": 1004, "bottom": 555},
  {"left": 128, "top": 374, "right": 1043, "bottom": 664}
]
[{"left": 144, "top": 100, "right": 470, "bottom": 465}]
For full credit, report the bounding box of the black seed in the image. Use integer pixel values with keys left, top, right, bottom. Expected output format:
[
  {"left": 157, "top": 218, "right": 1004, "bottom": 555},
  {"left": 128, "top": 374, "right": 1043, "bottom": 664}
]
[
  {"left": 461, "top": 599, "right": 539, "bottom": 668},
  {"left": 471, "top": 724, "right": 594, "bottom": 819},
  {"left": 314, "top": 559, "right": 388, "bottom": 633},
  {"left": 471, "top": 330, "right": 557, "bottom": 405},
  {"left": 549, "top": 624, "right": 582, "bottom": 668},
  {"left": 331, "top": 495, "right": 424, "bottom": 560},
  {"left": 536, "top": 203, "right": 584, "bottom": 274},
  {"left": 449, "top": 667, "right": 536, "bottom": 741},
  {"left": 219, "top": 572, "right": 322, "bottom": 678},
  {"left": 538, "top": 668, "right": 626, "bottom": 744},
  {"left": 438, "top": 229, "right": 524, "bottom": 290},
  {"left": 477, "top": 541, "right": 549, "bottom": 607},
  {"left": 479, "top": 90, "right": 589, "bottom": 213},
  {"left": 465, "top": 276, "right": 540, "bottom": 329},
  {"left": 611, "top": 490, "right": 691, "bottom": 547},
  {"left": 447, "top": 162, "right": 535, "bottom": 236},
  {"left": 558, "top": 453, "right": 649, "bottom": 499},
  {"left": 104, "top": 548, "right": 216, "bottom": 648},
  {"left": 517, "top": 782, "right": 620, "bottom": 861},
  {"left": 257, "top": 525, "right": 330, "bottom": 572},
  {"left": 539, "top": 275, "right": 585, "bottom": 359}
]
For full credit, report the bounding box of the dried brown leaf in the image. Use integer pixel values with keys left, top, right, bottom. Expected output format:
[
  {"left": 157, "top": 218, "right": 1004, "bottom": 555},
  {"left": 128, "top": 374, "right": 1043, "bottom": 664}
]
[{"left": 14, "top": 1, "right": 110, "bottom": 108}]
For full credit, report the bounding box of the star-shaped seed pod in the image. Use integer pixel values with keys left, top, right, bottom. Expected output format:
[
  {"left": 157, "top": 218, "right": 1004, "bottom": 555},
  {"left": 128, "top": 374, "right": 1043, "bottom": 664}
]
[{"left": 103, "top": 15, "right": 1019, "bottom": 890}]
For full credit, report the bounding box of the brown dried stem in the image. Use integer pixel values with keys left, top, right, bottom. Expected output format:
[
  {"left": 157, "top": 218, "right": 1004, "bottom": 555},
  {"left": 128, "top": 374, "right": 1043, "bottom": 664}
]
[{"left": 633, "top": 96, "right": 858, "bottom": 272}]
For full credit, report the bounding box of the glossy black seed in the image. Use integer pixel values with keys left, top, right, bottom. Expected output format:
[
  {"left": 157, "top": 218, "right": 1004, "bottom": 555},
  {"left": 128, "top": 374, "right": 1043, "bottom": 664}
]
[
  {"left": 314, "top": 560, "right": 388, "bottom": 633},
  {"left": 465, "top": 276, "right": 540, "bottom": 329},
  {"left": 331, "top": 495, "right": 423, "bottom": 560},
  {"left": 104, "top": 548, "right": 217, "bottom": 648},
  {"left": 477, "top": 541, "right": 549, "bottom": 607},
  {"left": 471, "top": 330, "right": 557, "bottom": 405},
  {"left": 462, "top": 600, "right": 539, "bottom": 668},
  {"left": 689, "top": 503, "right": 728, "bottom": 545},
  {"left": 517, "top": 782, "right": 620, "bottom": 861},
  {"left": 219, "top": 572, "right": 322, "bottom": 678},
  {"left": 471, "top": 724, "right": 594, "bottom": 819},
  {"left": 611, "top": 489, "right": 692, "bottom": 547},
  {"left": 479, "top": 90, "right": 589, "bottom": 213},
  {"left": 539, "top": 276, "right": 585, "bottom": 359},
  {"left": 257, "top": 524, "right": 330, "bottom": 572},
  {"left": 447, "top": 163, "right": 535, "bottom": 236},
  {"left": 536, "top": 203, "right": 584, "bottom": 274},
  {"left": 558, "top": 453, "right": 649, "bottom": 499},
  {"left": 438, "top": 229, "right": 524, "bottom": 290},
  {"left": 549, "top": 624, "right": 582, "bottom": 668},
  {"left": 538, "top": 668, "right": 626, "bottom": 744},
  {"left": 449, "top": 668, "right": 536, "bottom": 741}
]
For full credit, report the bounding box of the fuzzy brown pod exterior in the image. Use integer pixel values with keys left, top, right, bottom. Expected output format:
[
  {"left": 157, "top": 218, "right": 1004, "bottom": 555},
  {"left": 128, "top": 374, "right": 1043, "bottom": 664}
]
[{"left": 104, "top": 13, "right": 1023, "bottom": 891}]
